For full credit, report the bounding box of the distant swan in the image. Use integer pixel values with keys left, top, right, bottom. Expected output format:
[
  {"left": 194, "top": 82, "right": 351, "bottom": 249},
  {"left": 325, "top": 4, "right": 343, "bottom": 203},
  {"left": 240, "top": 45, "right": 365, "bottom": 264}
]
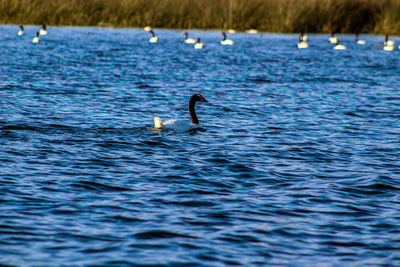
[
  {"left": 148, "top": 30, "right": 159, "bottom": 43},
  {"left": 39, "top": 24, "right": 47, "bottom": 35},
  {"left": 221, "top": 32, "right": 234, "bottom": 45},
  {"left": 297, "top": 32, "right": 308, "bottom": 48},
  {"left": 32, "top": 31, "right": 40, "bottom": 43},
  {"left": 17, "top": 25, "right": 24, "bottom": 36},
  {"left": 355, "top": 34, "right": 366, "bottom": 44},
  {"left": 154, "top": 94, "right": 208, "bottom": 132},
  {"left": 144, "top": 26, "right": 152, "bottom": 32},
  {"left": 183, "top": 32, "right": 196, "bottom": 44},
  {"left": 194, "top": 38, "right": 204, "bottom": 49},
  {"left": 383, "top": 34, "right": 395, "bottom": 51},
  {"left": 246, "top": 29, "right": 258, "bottom": 34},
  {"left": 329, "top": 30, "right": 338, "bottom": 44},
  {"left": 334, "top": 40, "right": 346, "bottom": 50}
]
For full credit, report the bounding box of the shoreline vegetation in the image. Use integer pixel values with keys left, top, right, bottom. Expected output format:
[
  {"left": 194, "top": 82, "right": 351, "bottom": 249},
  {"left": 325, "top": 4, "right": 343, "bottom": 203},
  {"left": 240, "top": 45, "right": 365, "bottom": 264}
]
[{"left": 2, "top": 0, "right": 400, "bottom": 34}]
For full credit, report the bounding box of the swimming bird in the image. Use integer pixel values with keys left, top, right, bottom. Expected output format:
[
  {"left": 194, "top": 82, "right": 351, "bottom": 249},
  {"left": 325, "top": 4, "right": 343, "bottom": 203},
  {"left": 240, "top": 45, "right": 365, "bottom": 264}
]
[
  {"left": 246, "top": 29, "right": 258, "bottom": 34},
  {"left": 355, "top": 34, "right": 366, "bottom": 44},
  {"left": 383, "top": 34, "right": 395, "bottom": 51},
  {"left": 39, "top": 24, "right": 47, "bottom": 35},
  {"left": 17, "top": 25, "right": 24, "bottom": 36},
  {"left": 148, "top": 30, "right": 159, "bottom": 43},
  {"left": 144, "top": 26, "right": 152, "bottom": 32},
  {"left": 333, "top": 39, "right": 346, "bottom": 50},
  {"left": 154, "top": 94, "right": 208, "bottom": 132},
  {"left": 194, "top": 38, "right": 204, "bottom": 49},
  {"left": 183, "top": 32, "right": 196, "bottom": 44},
  {"left": 32, "top": 31, "right": 40, "bottom": 43},
  {"left": 220, "top": 32, "right": 234, "bottom": 45},
  {"left": 329, "top": 30, "right": 338, "bottom": 44},
  {"left": 297, "top": 32, "right": 308, "bottom": 48}
]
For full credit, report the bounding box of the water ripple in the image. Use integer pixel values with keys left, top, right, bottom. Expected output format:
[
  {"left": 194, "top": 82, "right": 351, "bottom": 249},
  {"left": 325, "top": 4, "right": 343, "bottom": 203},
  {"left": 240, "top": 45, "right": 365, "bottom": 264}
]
[{"left": 1, "top": 26, "right": 400, "bottom": 266}]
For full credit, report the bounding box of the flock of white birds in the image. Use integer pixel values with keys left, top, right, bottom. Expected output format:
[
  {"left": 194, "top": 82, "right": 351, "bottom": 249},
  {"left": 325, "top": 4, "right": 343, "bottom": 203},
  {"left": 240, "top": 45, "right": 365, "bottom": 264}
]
[{"left": 17, "top": 24, "right": 399, "bottom": 51}]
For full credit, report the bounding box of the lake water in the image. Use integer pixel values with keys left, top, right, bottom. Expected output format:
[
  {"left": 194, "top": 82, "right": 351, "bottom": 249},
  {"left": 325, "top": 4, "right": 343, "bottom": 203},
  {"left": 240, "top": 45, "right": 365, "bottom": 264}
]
[{"left": 1, "top": 25, "right": 400, "bottom": 266}]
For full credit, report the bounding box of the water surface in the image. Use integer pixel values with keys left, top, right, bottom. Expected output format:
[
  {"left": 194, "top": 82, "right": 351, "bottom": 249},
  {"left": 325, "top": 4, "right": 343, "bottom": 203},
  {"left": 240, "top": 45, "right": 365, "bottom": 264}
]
[{"left": 1, "top": 26, "right": 400, "bottom": 266}]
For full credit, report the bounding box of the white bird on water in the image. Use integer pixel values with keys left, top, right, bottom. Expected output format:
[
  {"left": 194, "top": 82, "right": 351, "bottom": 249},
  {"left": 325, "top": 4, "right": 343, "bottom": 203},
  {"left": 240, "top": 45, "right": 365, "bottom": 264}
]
[{"left": 154, "top": 94, "right": 208, "bottom": 132}]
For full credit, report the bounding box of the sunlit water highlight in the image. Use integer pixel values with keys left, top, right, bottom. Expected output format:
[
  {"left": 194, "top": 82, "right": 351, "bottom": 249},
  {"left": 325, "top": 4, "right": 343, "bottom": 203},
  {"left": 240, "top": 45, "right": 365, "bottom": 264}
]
[{"left": 1, "top": 25, "right": 400, "bottom": 266}]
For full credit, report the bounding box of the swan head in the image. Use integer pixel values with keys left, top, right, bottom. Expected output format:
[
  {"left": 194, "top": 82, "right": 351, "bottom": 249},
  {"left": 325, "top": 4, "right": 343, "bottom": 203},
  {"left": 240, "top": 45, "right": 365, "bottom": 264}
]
[
  {"left": 183, "top": 32, "right": 188, "bottom": 37},
  {"left": 196, "top": 38, "right": 201, "bottom": 43},
  {"left": 191, "top": 94, "right": 207, "bottom": 103},
  {"left": 19, "top": 25, "right": 24, "bottom": 30},
  {"left": 36, "top": 31, "right": 40, "bottom": 37},
  {"left": 41, "top": 24, "right": 46, "bottom": 30}
]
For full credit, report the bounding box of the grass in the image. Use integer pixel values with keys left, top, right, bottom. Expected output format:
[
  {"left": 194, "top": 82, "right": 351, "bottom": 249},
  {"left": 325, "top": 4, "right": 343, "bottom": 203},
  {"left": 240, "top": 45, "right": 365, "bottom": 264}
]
[{"left": 1, "top": 0, "right": 400, "bottom": 34}]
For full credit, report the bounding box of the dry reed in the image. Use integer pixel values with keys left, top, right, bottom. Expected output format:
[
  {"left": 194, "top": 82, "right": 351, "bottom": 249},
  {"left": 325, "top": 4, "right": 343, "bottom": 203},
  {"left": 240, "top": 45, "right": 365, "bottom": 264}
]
[{"left": 1, "top": 0, "right": 400, "bottom": 34}]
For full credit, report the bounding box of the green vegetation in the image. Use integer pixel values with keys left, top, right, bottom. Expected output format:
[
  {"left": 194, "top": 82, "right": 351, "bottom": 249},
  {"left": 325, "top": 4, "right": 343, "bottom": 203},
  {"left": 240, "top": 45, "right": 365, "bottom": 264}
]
[{"left": 1, "top": 0, "right": 400, "bottom": 34}]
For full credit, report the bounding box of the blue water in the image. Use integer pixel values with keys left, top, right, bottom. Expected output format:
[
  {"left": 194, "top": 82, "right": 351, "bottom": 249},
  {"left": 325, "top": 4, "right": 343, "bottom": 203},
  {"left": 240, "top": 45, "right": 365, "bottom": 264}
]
[{"left": 1, "top": 25, "right": 400, "bottom": 266}]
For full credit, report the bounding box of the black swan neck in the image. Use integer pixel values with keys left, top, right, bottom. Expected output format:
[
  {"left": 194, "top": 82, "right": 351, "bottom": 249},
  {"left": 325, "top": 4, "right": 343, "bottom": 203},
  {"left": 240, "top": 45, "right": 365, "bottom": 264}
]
[{"left": 189, "top": 97, "right": 199, "bottom": 125}]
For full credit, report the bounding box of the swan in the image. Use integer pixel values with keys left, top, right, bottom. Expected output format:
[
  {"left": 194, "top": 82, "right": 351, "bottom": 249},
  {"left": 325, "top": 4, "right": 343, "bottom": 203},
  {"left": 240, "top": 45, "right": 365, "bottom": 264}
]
[
  {"left": 144, "top": 26, "right": 152, "bottom": 32},
  {"left": 227, "top": 29, "right": 236, "bottom": 34},
  {"left": 39, "top": 24, "right": 47, "bottom": 35},
  {"left": 298, "top": 41, "right": 308, "bottom": 49},
  {"left": 183, "top": 32, "right": 196, "bottom": 44},
  {"left": 383, "top": 44, "right": 395, "bottom": 51},
  {"left": 154, "top": 94, "right": 208, "bottom": 132},
  {"left": 194, "top": 38, "right": 204, "bottom": 49},
  {"left": 334, "top": 42, "right": 346, "bottom": 50},
  {"left": 32, "top": 31, "right": 40, "bottom": 43},
  {"left": 17, "top": 25, "right": 24, "bottom": 36},
  {"left": 383, "top": 34, "right": 395, "bottom": 51},
  {"left": 246, "top": 29, "right": 258, "bottom": 34},
  {"left": 148, "top": 30, "right": 159, "bottom": 43},
  {"left": 297, "top": 32, "right": 308, "bottom": 48},
  {"left": 355, "top": 34, "right": 366, "bottom": 44},
  {"left": 329, "top": 30, "right": 338, "bottom": 43},
  {"left": 220, "top": 32, "right": 234, "bottom": 45},
  {"left": 221, "top": 32, "right": 234, "bottom": 45},
  {"left": 330, "top": 36, "right": 339, "bottom": 43}
]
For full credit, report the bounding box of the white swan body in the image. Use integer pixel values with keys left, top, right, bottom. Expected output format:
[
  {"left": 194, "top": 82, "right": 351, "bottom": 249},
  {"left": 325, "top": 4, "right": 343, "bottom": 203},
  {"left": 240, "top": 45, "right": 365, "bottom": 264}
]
[
  {"left": 334, "top": 44, "right": 346, "bottom": 50},
  {"left": 183, "top": 32, "right": 196, "bottom": 43},
  {"left": 148, "top": 30, "right": 158, "bottom": 43},
  {"left": 221, "top": 39, "right": 234, "bottom": 45},
  {"left": 329, "top": 36, "right": 339, "bottom": 44},
  {"left": 185, "top": 38, "right": 196, "bottom": 44},
  {"left": 154, "top": 94, "right": 208, "bottom": 132},
  {"left": 227, "top": 29, "right": 236, "bottom": 34},
  {"left": 194, "top": 42, "right": 204, "bottom": 49},
  {"left": 149, "top": 36, "right": 159, "bottom": 43},
  {"left": 246, "top": 29, "right": 258, "bottom": 34},
  {"left": 357, "top": 40, "right": 366, "bottom": 45},
  {"left": 298, "top": 41, "right": 309, "bottom": 49},
  {"left": 39, "top": 25, "right": 47, "bottom": 35},
  {"left": 221, "top": 32, "right": 234, "bottom": 45},
  {"left": 154, "top": 117, "right": 198, "bottom": 132},
  {"left": 32, "top": 32, "right": 40, "bottom": 43},
  {"left": 17, "top": 25, "right": 24, "bottom": 36},
  {"left": 386, "top": 40, "right": 395, "bottom": 46},
  {"left": 383, "top": 45, "right": 395, "bottom": 51},
  {"left": 194, "top": 38, "right": 204, "bottom": 49}
]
